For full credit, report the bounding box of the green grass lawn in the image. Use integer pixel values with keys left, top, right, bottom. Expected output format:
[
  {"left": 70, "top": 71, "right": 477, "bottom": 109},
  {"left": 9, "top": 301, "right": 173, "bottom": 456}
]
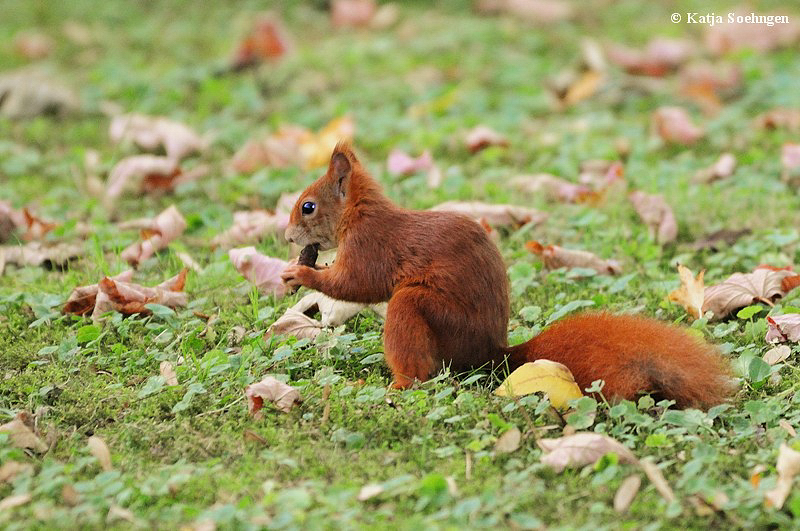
[{"left": 2, "top": 0, "right": 800, "bottom": 528}]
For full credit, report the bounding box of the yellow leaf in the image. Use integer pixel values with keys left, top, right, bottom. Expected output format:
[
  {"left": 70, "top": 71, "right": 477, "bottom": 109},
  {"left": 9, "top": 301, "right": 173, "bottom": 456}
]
[
  {"left": 494, "top": 360, "right": 583, "bottom": 409},
  {"left": 668, "top": 264, "right": 705, "bottom": 319},
  {"left": 563, "top": 70, "right": 603, "bottom": 106},
  {"left": 301, "top": 116, "right": 355, "bottom": 169}
]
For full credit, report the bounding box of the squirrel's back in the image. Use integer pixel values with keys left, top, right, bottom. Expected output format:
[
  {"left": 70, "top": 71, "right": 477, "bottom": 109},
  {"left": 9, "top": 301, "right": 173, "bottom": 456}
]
[{"left": 506, "top": 313, "right": 734, "bottom": 409}]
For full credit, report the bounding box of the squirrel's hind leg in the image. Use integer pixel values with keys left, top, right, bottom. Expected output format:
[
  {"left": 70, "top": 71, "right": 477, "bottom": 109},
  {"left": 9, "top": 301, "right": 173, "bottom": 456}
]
[{"left": 384, "top": 287, "right": 439, "bottom": 389}]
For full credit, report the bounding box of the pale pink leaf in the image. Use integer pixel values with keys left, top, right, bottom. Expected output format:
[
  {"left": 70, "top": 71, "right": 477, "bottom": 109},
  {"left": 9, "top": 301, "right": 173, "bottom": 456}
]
[
  {"left": 387, "top": 149, "right": 433, "bottom": 176},
  {"left": 228, "top": 247, "right": 290, "bottom": 297},
  {"left": 538, "top": 433, "right": 637, "bottom": 473},
  {"left": 653, "top": 106, "right": 704, "bottom": 145},
  {"left": 110, "top": 113, "right": 206, "bottom": 162},
  {"left": 245, "top": 376, "right": 302, "bottom": 416},
  {"left": 465, "top": 125, "right": 509, "bottom": 153},
  {"left": 430, "top": 201, "right": 547, "bottom": 227},
  {"left": 629, "top": 191, "right": 677, "bottom": 244},
  {"left": 120, "top": 205, "right": 187, "bottom": 266},
  {"left": 766, "top": 315, "right": 800, "bottom": 343}
]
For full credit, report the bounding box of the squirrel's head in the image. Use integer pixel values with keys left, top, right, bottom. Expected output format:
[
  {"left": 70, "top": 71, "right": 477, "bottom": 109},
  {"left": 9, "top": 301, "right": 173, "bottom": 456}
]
[{"left": 284, "top": 141, "right": 360, "bottom": 251}]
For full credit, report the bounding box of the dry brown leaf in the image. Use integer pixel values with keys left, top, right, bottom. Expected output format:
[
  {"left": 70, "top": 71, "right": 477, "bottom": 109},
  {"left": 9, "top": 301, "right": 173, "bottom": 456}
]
[
  {"left": 464, "top": 125, "right": 509, "bottom": 153},
  {"left": 607, "top": 38, "right": 691, "bottom": 77},
  {"left": 766, "top": 315, "right": 800, "bottom": 343},
  {"left": 63, "top": 270, "right": 134, "bottom": 316},
  {"left": 331, "top": 0, "right": 377, "bottom": 28},
  {"left": 704, "top": 269, "right": 795, "bottom": 319},
  {"left": 0, "top": 69, "right": 78, "bottom": 118},
  {"left": 245, "top": 376, "right": 302, "bottom": 416},
  {"left": 230, "top": 13, "right": 292, "bottom": 71},
  {"left": 511, "top": 174, "right": 592, "bottom": 203},
  {"left": 526, "top": 241, "right": 621, "bottom": 275},
  {"left": 763, "top": 345, "right": 791, "bottom": 365},
  {"left": 212, "top": 211, "right": 289, "bottom": 249},
  {"left": 639, "top": 457, "right": 676, "bottom": 503},
  {"left": 668, "top": 265, "right": 706, "bottom": 319},
  {"left": 13, "top": 31, "right": 53, "bottom": 60},
  {"left": 357, "top": 484, "right": 384, "bottom": 501},
  {"left": 104, "top": 155, "right": 178, "bottom": 206},
  {"left": 0, "top": 493, "right": 32, "bottom": 511},
  {"left": 430, "top": 201, "right": 547, "bottom": 228},
  {"left": 160, "top": 361, "right": 178, "bottom": 386},
  {"left": 494, "top": 427, "right": 522, "bottom": 454},
  {"left": 629, "top": 191, "right": 677, "bottom": 244},
  {"left": 538, "top": 433, "right": 637, "bottom": 473},
  {"left": 765, "top": 443, "right": 800, "bottom": 509},
  {"left": 0, "top": 241, "right": 83, "bottom": 275},
  {"left": 613, "top": 475, "right": 641, "bottom": 513},
  {"left": 87, "top": 436, "right": 112, "bottom": 471},
  {"left": 266, "top": 308, "right": 323, "bottom": 340},
  {"left": 120, "top": 205, "right": 187, "bottom": 266},
  {"left": 0, "top": 461, "right": 32, "bottom": 484},
  {"left": 653, "top": 106, "right": 704, "bottom": 145},
  {"left": 779, "top": 420, "right": 797, "bottom": 438},
  {"left": 756, "top": 108, "right": 800, "bottom": 132},
  {"left": 0, "top": 413, "right": 48, "bottom": 453},
  {"left": 694, "top": 153, "right": 737, "bottom": 184},
  {"left": 474, "top": 0, "right": 572, "bottom": 23},
  {"left": 92, "top": 269, "right": 188, "bottom": 321},
  {"left": 0, "top": 201, "right": 57, "bottom": 243},
  {"left": 228, "top": 247, "right": 290, "bottom": 297},
  {"left": 110, "top": 113, "right": 206, "bottom": 162},
  {"left": 680, "top": 62, "right": 741, "bottom": 115},
  {"left": 706, "top": 10, "right": 800, "bottom": 55}
]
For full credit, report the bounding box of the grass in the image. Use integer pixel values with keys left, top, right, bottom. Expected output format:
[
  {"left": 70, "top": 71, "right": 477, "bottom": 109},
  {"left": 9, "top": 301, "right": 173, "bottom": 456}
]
[{"left": 2, "top": 0, "right": 800, "bottom": 528}]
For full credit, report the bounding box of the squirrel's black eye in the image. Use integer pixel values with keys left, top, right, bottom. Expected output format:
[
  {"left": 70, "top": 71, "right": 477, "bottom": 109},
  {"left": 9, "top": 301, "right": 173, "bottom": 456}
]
[{"left": 301, "top": 201, "right": 316, "bottom": 215}]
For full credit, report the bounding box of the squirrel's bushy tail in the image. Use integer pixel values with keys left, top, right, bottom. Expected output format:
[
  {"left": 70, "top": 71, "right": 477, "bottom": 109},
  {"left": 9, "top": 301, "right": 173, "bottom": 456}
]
[{"left": 504, "top": 313, "right": 734, "bottom": 410}]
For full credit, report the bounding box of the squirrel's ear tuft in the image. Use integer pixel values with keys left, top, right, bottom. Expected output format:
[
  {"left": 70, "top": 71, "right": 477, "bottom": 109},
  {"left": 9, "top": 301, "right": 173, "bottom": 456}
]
[
  {"left": 330, "top": 145, "right": 353, "bottom": 199},
  {"left": 331, "top": 140, "right": 357, "bottom": 163}
]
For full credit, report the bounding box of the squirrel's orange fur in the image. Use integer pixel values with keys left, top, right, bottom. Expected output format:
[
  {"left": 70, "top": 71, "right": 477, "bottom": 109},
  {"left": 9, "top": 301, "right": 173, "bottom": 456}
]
[{"left": 282, "top": 143, "right": 733, "bottom": 409}]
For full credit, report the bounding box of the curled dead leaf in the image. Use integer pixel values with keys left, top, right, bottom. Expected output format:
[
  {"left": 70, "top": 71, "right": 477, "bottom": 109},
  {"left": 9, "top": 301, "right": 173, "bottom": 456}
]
[
  {"left": 653, "top": 106, "right": 704, "bottom": 145},
  {"left": 629, "top": 191, "right": 677, "bottom": 244},
  {"left": 0, "top": 69, "right": 78, "bottom": 118},
  {"left": 266, "top": 308, "right": 323, "bottom": 340},
  {"left": 63, "top": 270, "right": 134, "bottom": 316},
  {"left": 494, "top": 360, "right": 583, "bottom": 410},
  {"left": 120, "top": 205, "right": 187, "bottom": 266},
  {"left": 607, "top": 38, "right": 691, "bottom": 77},
  {"left": 613, "top": 475, "right": 641, "bottom": 513},
  {"left": 538, "top": 432, "right": 637, "bottom": 473},
  {"left": 704, "top": 269, "right": 795, "bottom": 319},
  {"left": 694, "top": 153, "right": 736, "bottom": 184},
  {"left": 87, "top": 436, "right": 112, "bottom": 471},
  {"left": 92, "top": 269, "right": 188, "bottom": 321},
  {"left": 526, "top": 241, "right": 621, "bottom": 275},
  {"left": 228, "top": 247, "right": 290, "bottom": 297},
  {"left": 0, "top": 241, "right": 83, "bottom": 275},
  {"left": 494, "top": 427, "right": 522, "bottom": 454},
  {"left": 110, "top": 113, "right": 206, "bottom": 162},
  {"left": 211, "top": 210, "right": 289, "bottom": 249},
  {"left": 464, "top": 125, "right": 508, "bottom": 153},
  {"left": 245, "top": 376, "right": 302, "bottom": 416},
  {"left": 511, "top": 174, "right": 592, "bottom": 203},
  {"left": 430, "top": 201, "right": 547, "bottom": 228},
  {"left": 764, "top": 443, "right": 800, "bottom": 509},
  {"left": 160, "top": 361, "right": 179, "bottom": 386},
  {"left": 765, "top": 315, "right": 800, "bottom": 343},
  {"left": 0, "top": 413, "right": 48, "bottom": 453},
  {"left": 638, "top": 457, "right": 676, "bottom": 503},
  {"left": 763, "top": 345, "right": 791, "bottom": 365},
  {"left": 230, "top": 12, "right": 292, "bottom": 71},
  {"left": 668, "top": 264, "right": 706, "bottom": 319}
]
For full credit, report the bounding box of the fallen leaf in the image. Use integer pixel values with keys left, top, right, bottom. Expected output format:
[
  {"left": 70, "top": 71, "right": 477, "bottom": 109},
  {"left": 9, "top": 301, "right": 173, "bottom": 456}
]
[
  {"left": 765, "top": 443, "right": 800, "bottom": 509},
  {"left": 63, "top": 270, "right": 134, "bottom": 316},
  {"left": 430, "top": 201, "right": 547, "bottom": 228},
  {"left": 694, "top": 153, "right": 737, "bottom": 184},
  {"left": 779, "top": 420, "right": 797, "bottom": 438},
  {"left": 228, "top": 247, "right": 290, "bottom": 297},
  {"left": 0, "top": 241, "right": 83, "bottom": 275},
  {"left": 465, "top": 125, "right": 509, "bottom": 153},
  {"left": 638, "top": 457, "right": 676, "bottom": 503},
  {"left": 538, "top": 432, "right": 637, "bottom": 473},
  {"left": 561, "top": 69, "right": 603, "bottom": 106},
  {"left": 0, "top": 493, "right": 32, "bottom": 511},
  {"left": 763, "top": 345, "right": 791, "bottom": 365},
  {"left": 160, "top": 361, "right": 178, "bottom": 386},
  {"left": 266, "top": 308, "right": 323, "bottom": 340},
  {"left": 526, "top": 241, "right": 621, "bottom": 275},
  {"left": 87, "top": 436, "right": 112, "bottom": 471},
  {"left": 245, "top": 376, "right": 302, "bottom": 416},
  {"left": 781, "top": 144, "right": 800, "bottom": 185},
  {"left": 109, "top": 113, "right": 206, "bottom": 162},
  {"left": 653, "top": 106, "right": 704, "bottom": 145},
  {"left": 765, "top": 315, "right": 800, "bottom": 343},
  {"left": 613, "top": 475, "right": 641, "bottom": 513},
  {"left": 387, "top": 149, "right": 433, "bottom": 177},
  {"left": 511, "top": 174, "right": 592, "bottom": 203},
  {"left": 756, "top": 108, "right": 800, "bottom": 132},
  {"left": 668, "top": 264, "right": 706, "bottom": 319},
  {"left": 92, "top": 269, "right": 188, "bottom": 321},
  {"left": 0, "top": 201, "right": 57, "bottom": 242},
  {"left": 0, "top": 461, "right": 32, "bottom": 484},
  {"left": 0, "top": 413, "right": 48, "bottom": 453},
  {"left": 230, "top": 13, "right": 292, "bottom": 71},
  {"left": 680, "top": 62, "right": 741, "bottom": 115},
  {"left": 331, "top": 0, "right": 377, "bottom": 28},
  {"left": 475, "top": 0, "right": 573, "bottom": 23},
  {"left": 104, "top": 155, "right": 178, "bottom": 206},
  {"left": 357, "top": 483, "right": 384, "bottom": 501},
  {"left": 0, "top": 69, "right": 78, "bottom": 118},
  {"left": 494, "top": 360, "right": 583, "bottom": 410},
  {"left": 494, "top": 426, "right": 522, "bottom": 454},
  {"left": 704, "top": 269, "right": 795, "bottom": 319},
  {"left": 13, "top": 30, "right": 53, "bottom": 60},
  {"left": 706, "top": 10, "right": 800, "bottom": 55},
  {"left": 688, "top": 228, "right": 750, "bottom": 252},
  {"left": 212, "top": 211, "right": 289, "bottom": 249},
  {"left": 120, "top": 205, "right": 187, "bottom": 266},
  {"left": 607, "top": 38, "right": 691, "bottom": 77},
  {"left": 629, "top": 191, "right": 677, "bottom": 244}
]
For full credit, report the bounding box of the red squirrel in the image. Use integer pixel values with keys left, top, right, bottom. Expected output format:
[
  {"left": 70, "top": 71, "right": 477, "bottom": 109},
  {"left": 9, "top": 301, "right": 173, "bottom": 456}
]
[{"left": 281, "top": 142, "right": 733, "bottom": 409}]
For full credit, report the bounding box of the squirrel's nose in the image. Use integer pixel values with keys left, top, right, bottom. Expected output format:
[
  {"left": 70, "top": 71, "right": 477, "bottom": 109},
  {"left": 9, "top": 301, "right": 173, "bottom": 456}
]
[{"left": 284, "top": 227, "right": 294, "bottom": 243}]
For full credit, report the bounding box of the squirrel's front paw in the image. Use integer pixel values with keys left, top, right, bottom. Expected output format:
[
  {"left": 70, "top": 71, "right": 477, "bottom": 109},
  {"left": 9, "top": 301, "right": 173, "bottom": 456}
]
[{"left": 281, "top": 264, "right": 316, "bottom": 289}]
